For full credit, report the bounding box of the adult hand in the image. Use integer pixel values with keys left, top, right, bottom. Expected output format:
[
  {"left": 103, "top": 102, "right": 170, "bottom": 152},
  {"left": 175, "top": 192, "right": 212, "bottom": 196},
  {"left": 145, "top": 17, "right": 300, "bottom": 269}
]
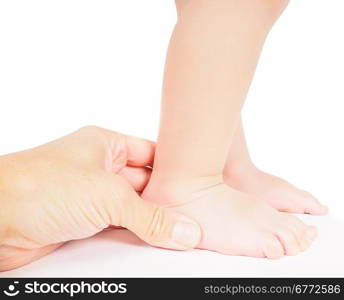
[{"left": 0, "top": 126, "right": 201, "bottom": 271}]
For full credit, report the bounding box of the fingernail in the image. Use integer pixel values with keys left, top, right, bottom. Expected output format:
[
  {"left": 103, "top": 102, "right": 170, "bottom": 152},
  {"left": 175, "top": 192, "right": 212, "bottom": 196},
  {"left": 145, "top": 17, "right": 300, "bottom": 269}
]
[{"left": 172, "top": 221, "right": 201, "bottom": 249}]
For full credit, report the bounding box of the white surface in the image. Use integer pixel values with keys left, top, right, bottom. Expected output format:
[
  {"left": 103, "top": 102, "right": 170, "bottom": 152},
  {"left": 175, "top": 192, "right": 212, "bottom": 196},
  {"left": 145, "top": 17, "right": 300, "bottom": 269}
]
[
  {"left": 1, "top": 0, "right": 344, "bottom": 277},
  {"left": 1, "top": 215, "right": 343, "bottom": 278}
]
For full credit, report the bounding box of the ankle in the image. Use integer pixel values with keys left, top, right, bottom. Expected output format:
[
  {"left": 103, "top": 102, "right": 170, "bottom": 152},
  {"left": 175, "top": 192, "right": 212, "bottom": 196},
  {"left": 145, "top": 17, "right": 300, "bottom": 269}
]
[
  {"left": 142, "top": 172, "right": 224, "bottom": 205},
  {"left": 223, "top": 160, "right": 258, "bottom": 184}
]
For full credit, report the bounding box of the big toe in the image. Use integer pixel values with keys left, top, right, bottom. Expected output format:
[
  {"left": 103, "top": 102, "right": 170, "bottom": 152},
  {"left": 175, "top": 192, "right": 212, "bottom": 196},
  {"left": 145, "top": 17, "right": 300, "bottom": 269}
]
[
  {"left": 275, "top": 215, "right": 309, "bottom": 256},
  {"left": 300, "top": 191, "right": 328, "bottom": 215},
  {"left": 305, "top": 225, "right": 318, "bottom": 242},
  {"left": 298, "top": 225, "right": 318, "bottom": 251}
]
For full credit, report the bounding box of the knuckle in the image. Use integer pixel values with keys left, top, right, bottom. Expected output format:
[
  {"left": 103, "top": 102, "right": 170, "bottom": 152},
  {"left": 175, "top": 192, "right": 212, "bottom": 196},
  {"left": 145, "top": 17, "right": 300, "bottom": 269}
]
[
  {"left": 78, "top": 125, "right": 103, "bottom": 135},
  {"left": 76, "top": 126, "right": 106, "bottom": 142},
  {"left": 144, "top": 206, "right": 167, "bottom": 243},
  {"left": 99, "top": 174, "right": 131, "bottom": 221}
]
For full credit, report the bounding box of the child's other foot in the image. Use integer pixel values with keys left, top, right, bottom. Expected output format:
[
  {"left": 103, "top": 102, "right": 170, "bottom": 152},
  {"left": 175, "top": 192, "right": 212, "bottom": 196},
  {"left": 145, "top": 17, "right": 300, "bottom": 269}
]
[
  {"left": 224, "top": 165, "right": 328, "bottom": 215},
  {"left": 142, "top": 176, "right": 317, "bottom": 258}
]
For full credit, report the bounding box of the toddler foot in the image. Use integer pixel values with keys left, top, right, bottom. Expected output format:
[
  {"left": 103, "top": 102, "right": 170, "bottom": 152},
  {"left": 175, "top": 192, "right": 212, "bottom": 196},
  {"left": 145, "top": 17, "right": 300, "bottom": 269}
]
[
  {"left": 142, "top": 176, "right": 317, "bottom": 258},
  {"left": 224, "top": 165, "right": 328, "bottom": 215}
]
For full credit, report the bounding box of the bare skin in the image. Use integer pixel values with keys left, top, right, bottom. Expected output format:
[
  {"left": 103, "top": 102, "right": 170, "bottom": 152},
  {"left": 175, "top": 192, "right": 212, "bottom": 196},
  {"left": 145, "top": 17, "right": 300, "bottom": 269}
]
[
  {"left": 0, "top": 126, "right": 201, "bottom": 271},
  {"left": 223, "top": 120, "right": 328, "bottom": 215},
  {"left": 143, "top": 0, "right": 317, "bottom": 258}
]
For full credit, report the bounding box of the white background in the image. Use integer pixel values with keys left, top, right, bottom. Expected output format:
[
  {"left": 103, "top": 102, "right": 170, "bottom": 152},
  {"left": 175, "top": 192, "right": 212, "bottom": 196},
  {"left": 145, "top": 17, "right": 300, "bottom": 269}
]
[{"left": 1, "top": 0, "right": 344, "bottom": 277}]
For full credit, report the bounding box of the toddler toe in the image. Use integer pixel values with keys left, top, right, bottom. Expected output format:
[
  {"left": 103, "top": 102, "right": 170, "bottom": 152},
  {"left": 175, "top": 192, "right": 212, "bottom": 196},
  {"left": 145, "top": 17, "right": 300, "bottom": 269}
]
[{"left": 262, "top": 234, "right": 284, "bottom": 259}]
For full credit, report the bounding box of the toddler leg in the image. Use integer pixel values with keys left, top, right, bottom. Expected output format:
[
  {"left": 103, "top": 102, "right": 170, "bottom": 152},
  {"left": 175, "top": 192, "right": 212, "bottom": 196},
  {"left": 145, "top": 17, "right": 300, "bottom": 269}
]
[{"left": 143, "top": 0, "right": 316, "bottom": 258}]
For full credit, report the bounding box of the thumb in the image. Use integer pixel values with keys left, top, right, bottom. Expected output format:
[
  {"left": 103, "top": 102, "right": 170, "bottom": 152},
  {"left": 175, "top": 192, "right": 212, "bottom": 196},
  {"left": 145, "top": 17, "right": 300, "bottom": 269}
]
[{"left": 117, "top": 182, "right": 201, "bottom": 250}]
